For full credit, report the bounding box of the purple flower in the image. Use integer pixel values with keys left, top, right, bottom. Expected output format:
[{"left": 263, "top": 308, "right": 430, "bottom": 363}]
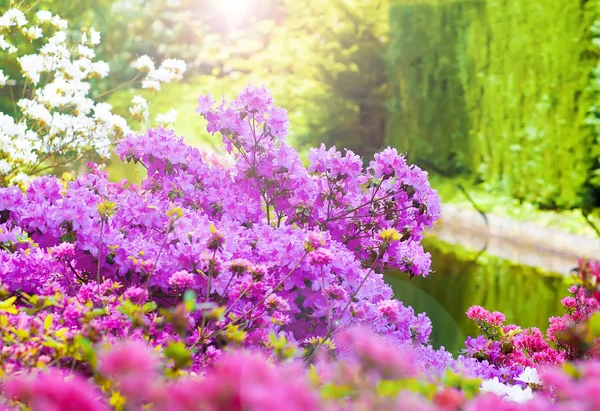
[{"left": 195, "top": 93, "right": 215, "bottom": 115}]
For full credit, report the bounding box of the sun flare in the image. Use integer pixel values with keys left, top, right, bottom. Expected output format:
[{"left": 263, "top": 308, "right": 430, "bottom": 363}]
[{"left": 217, "top": 0, "right": 252, "bottom": 23}]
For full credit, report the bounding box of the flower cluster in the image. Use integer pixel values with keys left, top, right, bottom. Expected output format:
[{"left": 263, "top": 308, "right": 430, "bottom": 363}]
[
  {"left": 0, "top": 8, "right": 186, "bottom": 184},
  {"left": 547, "top": 258, "right": 600, "bottom": 359},
  {"left": 0, "top": 84, "right": 438, "bottom": 378},
  {"left": 462, "top": 305, "right": 565, "bottom": 383},
  {"left": 195, "top": 84, "right": 440, "bottom": 278},
  {"left": 4, "top": 331, "right": 600, "bottom": 410},
  {"left": 461, "top": 258, "right": 600, "bottom": 383}
]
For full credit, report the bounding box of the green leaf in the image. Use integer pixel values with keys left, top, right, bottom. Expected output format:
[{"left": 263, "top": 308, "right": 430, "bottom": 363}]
[
  {"left": 183, "top": 290, "right": 196, "bottom": 312},
  {"left": 461, "top": 378, "right": 482, "bottom": 400},
  {"left": 377, "top": 379, "right": 437, "bottom": 399},
  {"left": 588, "top": 312, "right": 600, "bottom": 339},
  {"left": 142, "top": 301, "right": 158, "bottom": 313},
  {"left": 44, "top": 314, "right": 53, "bottom": 331},
  {"left": 321, "top": 383, "right": 354, "bottom": 400},
  {"left": 78, "top": 336, "right": 97, "bottom": 368},
  {"left": 164, "top": 341, "right": 192, "bottom": 369},
  {"left": 442, "top": 370, "right": 462, "bottom": 388}
]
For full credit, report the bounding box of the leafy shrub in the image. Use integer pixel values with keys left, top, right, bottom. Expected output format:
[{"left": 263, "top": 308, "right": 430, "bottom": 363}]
[{"left": 0, "top": 8, "right": 185, "bottom": 184}]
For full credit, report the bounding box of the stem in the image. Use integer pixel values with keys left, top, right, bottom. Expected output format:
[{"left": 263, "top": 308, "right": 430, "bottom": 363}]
[
  {"left": 141, "top": 220, "right": 174, "bottom": 302},
  {"left": 221, "top": 273, "right": 236, "bottom": 301},
  {"left": 208, "top": 251, "right": 308, "bottom": 339},
  {"left": 198, "top": 249, "right": 218, "bottom": 344},
  {"left": 233, "top": 251, "right": 308, "bottom": 325},
  {"left": 304, "top": 247, "right": 385, "bottom": 364},
  {"left": 94, "top": 73, "right": 143, "bottom": 99},
  {"left": 322, "top": 190, "right": 400, "bottom": 224},
  {"left": 96, "top": 219, "right": 105, "bottom": 305},
  {"left": 320, "top": 267, "right": 332, "bottom": 333},
  {"left": 62, "top": 262, "right": 80, "bottom": 303}
]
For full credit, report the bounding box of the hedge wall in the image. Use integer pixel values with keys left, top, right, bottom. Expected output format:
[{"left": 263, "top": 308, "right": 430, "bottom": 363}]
[{"left": 386, "top": 0, "right": 600, "bottom": 208}]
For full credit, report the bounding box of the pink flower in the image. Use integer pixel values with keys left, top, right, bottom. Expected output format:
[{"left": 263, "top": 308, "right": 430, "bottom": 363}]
[
  {"left": 168, "top": 270, "right": 195, "bottom": 289},
  {"left": 433, "top": 388, "right": 466, "bottom": 409},
  {"left": 488, "top": 311, "right": 506, "bottom": 326},
  {"left": 195, "top": 93, "right": 215, "bottom": 115},
  {"left": 337, "top": 327, "right": 417, "bottom": 378},
  {"left": 308, "top": 248, "right": 333, "bottom": 266},
  {"left": 97, "top": 340, "right": 157, "bottom": 378},
  {"left": 466, "top": 306, "right": 492, "bottom": 322},
  {"left": 49, "top": 243, "right": 75, "bottom": 259},
  {"left": 3, "top": 369, "right": 106, "bottom": 411}
]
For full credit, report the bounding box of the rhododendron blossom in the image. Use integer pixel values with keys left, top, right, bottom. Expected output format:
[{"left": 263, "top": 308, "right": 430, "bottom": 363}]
[{"left": 0, "top": 84, "right": 441, "bottom": 379}]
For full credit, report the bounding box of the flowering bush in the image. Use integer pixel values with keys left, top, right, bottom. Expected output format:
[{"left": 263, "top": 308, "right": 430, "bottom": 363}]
[
  {"left": 0, "top": 82, "right": 442, "bottom": 381},
  {"left": 4, "top": 329, "right": 600, "bottom": 410},
  {"left": 459, "top": 258, "right": 600, "bottom": 384},
  {"left": 0, "top": 8, "right": 185, "bottom": 184}
]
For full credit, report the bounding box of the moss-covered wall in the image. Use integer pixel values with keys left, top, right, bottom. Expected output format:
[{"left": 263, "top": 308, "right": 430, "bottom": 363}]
[{"left": 387, "top": 0, "right": 600, "bottom": 208}]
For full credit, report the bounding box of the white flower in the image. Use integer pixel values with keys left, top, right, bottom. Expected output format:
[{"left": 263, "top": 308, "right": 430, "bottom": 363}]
[
  {"left": 51, "top": 15, "right": 68, "bottom": 30},
  {"left": 480, "top": 377, "right": 535, "bottom": 404},
  {"left": 0, "top": 9, "right": 185, "bottom": 179},
  {"left": 89, "top": 61, "right": 110, "bottom": 78},
  {"left": 147, "top": 67, "right": 172, "bottom": 83},
  {"left": 515, "top": 367, "right": 541, "bottom": 385},
  {"left": 159, "top": 58, "right": 187, "bottom": 81},
  {"left": 129, "top": 95, "right": 149, "bottom": 122},
  {"left": 23, "top": 26, "right": 43, "bottom": 41},
  {"left": 17, "top": 99, "right": 52, "bottom": 125},
  {"left": 0, "top": 113, "right": 19, "bottom": 136},
  {"left": 36, "top": 10, "right": 53, "bottom": 23},
  {"left": 0, "top": 9, "right": 28, "bottom": 28},
  {"left": 12, "top": 172, "right": 31, "bottom": 184},
  {"left": 0, "top": 159, "right": 11, "bottom": 175},
  {"left": 155, "top": 109, "right": 177, "bottom": 125},
  {"left": 142, "top": 79, "right": 161, "bottom": 92},
  {"left": 505, "top": 385, "right": 534, "bottom": 403},
  {"left": 77, "top": 44, "right": 95, "bottom": 59},
  {"left": 66, "top": 58, "right": 92, "bottom": 79},
  {"left": 480, "top": 378, "right": 506, "bottom": 397},
  {"left": 0, "top": 70, "right": 8, "bottom": 87},
  {"left": 89, "top": 29, "right": 101, "bottom": 46},
  {"left": 48, "top": 31, "right": 67, "bottom": 45},
  {"left": 0, "top": 34, "right": 13, "bottom": 51},
  {"left": 110, "top": 114, "right": 130, "bottom": 136},
  {"left": 18, "top": 54, "right": 44, "bottom": 84},
  {"left": 131, "top": 55, "right": 155, "bottom": 72}
]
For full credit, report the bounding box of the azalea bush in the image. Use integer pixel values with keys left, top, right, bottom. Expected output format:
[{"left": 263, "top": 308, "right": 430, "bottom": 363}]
[
  {"left": 460, "top": 258, "right": 600, "bottom": 382},
  {"left": 3, "top": 326, "right": 600, "bottom": 409},
  {"left": 0, "top": 82, "right": 442, "bottom": 374}
]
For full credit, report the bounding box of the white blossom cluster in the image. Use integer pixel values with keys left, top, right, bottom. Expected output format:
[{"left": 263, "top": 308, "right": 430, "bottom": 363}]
[
  {"left": 0, "top": 8, "right": 186, "bottom": 182},
  {"left": 133, "top": 55, "right": 186, "bottom": 92},
  {"left": 479, "top": 368, "right": 540, "bottom": 403}
]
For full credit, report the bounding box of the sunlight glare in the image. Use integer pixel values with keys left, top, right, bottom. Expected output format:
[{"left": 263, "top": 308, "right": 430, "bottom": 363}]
[{"left": 217, "top": 0, "right": 252, "bottom": 24}]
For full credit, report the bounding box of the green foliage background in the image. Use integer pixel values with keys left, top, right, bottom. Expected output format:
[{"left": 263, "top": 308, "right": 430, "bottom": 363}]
[
  {"left": 386, "top": 0, "right": 600, "bottom": 209},
  {"left": 4, "top": 0, "right": 600, "bottom": 212},
  {"left": 386, "top": 237, "right": 572, "bottom": 353}
]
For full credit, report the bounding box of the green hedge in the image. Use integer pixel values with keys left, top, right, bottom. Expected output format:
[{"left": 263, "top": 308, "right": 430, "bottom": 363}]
[{"left": 386, "top": 0, "right": 600, "bottom": 208}]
